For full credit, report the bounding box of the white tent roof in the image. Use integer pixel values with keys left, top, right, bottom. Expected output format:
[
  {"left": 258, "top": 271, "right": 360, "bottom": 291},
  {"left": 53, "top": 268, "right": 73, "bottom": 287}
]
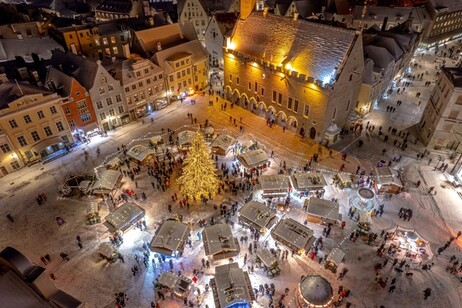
[
  {"left": 150, "top": 220, "right": 190, "bottom": 256},
  {"left": 127, "top": 145, "right": 154, "bottom": 162},
  {"left": 104, "top": 202, "right": 145, "bottom": 232},
  {"left": 212, "top": 263, "right": 254, "bottom": 308},
  {"left": 305, "top": 198, "right": 340, "bottom": 221},
  {"left": 291, "top": 173, "right": 327, "bottom": 190},
  {"left": 271, "top": 218, "right": 316, "bottom": 251},
  {"left": 202, "top": 224, "right": 239, "bottom": 256},
  {"left": 375, "top": 167, "right": 403, "bottom": 187},
  {"left": 238, "top": 149, "right": 269, "bottom": 169},
  {"left": 210, "top": 134, "right": 235, "bottom": 151},
  {"left": 238, "top": 201, "right": 278, "bottom": 230},
  {"left": 259, "top": 175, "right": 290, "bottom": 191},
  {"left": 178, "top": 130, "right": 197, "bottom": 146},
  {"left": 92, "top": 170, "right": 122, "bottom": 193}
]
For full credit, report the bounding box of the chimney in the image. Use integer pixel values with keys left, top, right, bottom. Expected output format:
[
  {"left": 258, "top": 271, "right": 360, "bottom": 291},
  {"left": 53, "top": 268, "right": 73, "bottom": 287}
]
[
  {"left": 293, "top": 12, "right": 299, "bottom": 21},
  {"left": 263, "top": 7, "right": 268, "bottom": 17},
  {"left": 156, "top": 41, "right": 162, "bottom": 51},
  {"left": 381, "top": 17, "right": 388, "bottom": 31},
  {"left": 122, "top": 44, "right": 131, "bottom": 59}
]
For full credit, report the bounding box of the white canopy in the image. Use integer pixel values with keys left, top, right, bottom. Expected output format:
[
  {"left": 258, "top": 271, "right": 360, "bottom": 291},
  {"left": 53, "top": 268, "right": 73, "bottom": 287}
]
[
  {"left": 291, "top": 173, "right": 327, "bottom": 191},
  {"left": 260, "top": 175, "right": 290, "bottom": 191},
  {"left": 127, "top": 145, "right": 154, "bottom": 162},
  {"left": 92, "top": 170, "right": 122, "bottom": 194},
  {"left": 178, "top": 130, "right": 197, "bottom": 147},
  {"left": 375, "top": 167, "right": 403, "bottom": 187},
  {"left": 150, "top": 220, "right": 190, "bottom": 256},
  {"left": 210, "top": 134, "right": 235, "bottom": 153},
  {"left": 238, "top": 149, "right": 269, "bottom": 169},
  {"left": 326, "top": 248, "right": 345, "bottom": 265}
]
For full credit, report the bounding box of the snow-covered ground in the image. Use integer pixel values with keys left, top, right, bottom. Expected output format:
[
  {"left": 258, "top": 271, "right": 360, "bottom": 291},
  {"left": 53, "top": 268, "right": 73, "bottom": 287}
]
[{"left": 1, "top": 41, "right": 462, "bottom": 308}]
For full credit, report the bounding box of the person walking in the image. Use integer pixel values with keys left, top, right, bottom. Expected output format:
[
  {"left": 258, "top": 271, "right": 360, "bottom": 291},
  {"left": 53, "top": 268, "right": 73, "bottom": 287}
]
[
  {"left": 424, "top": 288, "right": 432, "bottom": 300},
  {"left": 60, "top": 252, "right": 69, "bottom": 261}
]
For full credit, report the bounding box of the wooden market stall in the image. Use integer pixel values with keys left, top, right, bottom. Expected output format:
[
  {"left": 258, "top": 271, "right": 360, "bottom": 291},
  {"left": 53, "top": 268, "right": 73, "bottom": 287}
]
[
  {"left": 150, "top": 220, "right": 190, "bottom": 257},
  {"left": 259, "top": 174, "right": 291, "bottom": 198},
  {"left": 127, "top": 145, "right": 155, "bottom": 165},
  {"left": 177, "top": 130, "right": 197, "bottom": 150},
  {"left": 305, "top": 198, "right": 341, "bottom": 224},
  {"left": 103, "top": 202, "right": 145, "bottom": 233},
  {"left": 202, "top": 224, "right": 240, "bottom": 261},
  {"left": 324, "top": 248, "right": 345, "bottom": 273},
  {"left": 334, "top": 173, "right": 352, "bottom": 189},
  {"left": 374, "top": 167, "right": 403, "bottom": 194},
  {"left": 271, "top": 218, "right": 317, "bottom": 255},
  {"left": 238, "top": 201, "right": 278, "bottom": 233},
  {"left": 210, "top": 134, "right": 235, "bottom": 156},
  {"left": 237, "top": 149, "right": 269, "bottom": 170},
  {"left": 91, "top": 169, "right": 122, "bottom": 196},
  {"left": 290, "top": 172, "right": 327, "bottom": 197},
  {"left": 256, "top": 248, "right": 280, "bottom": 278},
  {"left": 157, "top": 272, "right": 192, "bottom": 299}
]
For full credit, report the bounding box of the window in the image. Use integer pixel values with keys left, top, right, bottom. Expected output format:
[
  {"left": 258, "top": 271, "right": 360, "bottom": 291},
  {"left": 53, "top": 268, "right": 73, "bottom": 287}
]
[
  {"left": 96, "top": 101, "right": 103, "bottom": 109},
  {"left": 102, "top": 37, "right": 108, "bottom": 45},
  {"left": 11, "top": 161, "right": 20, "bottom": 170},
  {"left": 100, "top": 113, "right": 106, "bottom": 121},
  {"left": 50, "top": 106, "right": 57, "bottom": 114},
  {"left": 31, "top": 131, "right": 40, "bottom": 142},
  {"left": 449, "top": 110, "right": 459, "bottom": 119},
  {"left": 176, "top": 63, "right": 180, "bottom": 68},
  {"left": 101, "top": 76, "right": 107, "bottom": 84},
  {"left": 108, "top": 84, "right": 114, "bottom": 92},
  {"left": 261, "top": 88, "right": 264, "bottom": 96},
  {"left": 136, "top": 71, "right": 141, "bottom": 77},
  {"left": 248, "top": 82, "right": 252, "bottom": 91},
  {"left": 236, "top": 77, "right": 240, "bottom": 85},
  {"left": 125, "top": 87, "right": 130, "bottom": 93},
  {"left": 304, "top": 104, "right": 310, "bottom": 117},
  {"left": 17, "top": 136, "right": 27, "bottom": 147},
  {"left": 37, "top": 111, "right": 45, "bottom": 119},
  {"left": 272, "top": 91, "right": 277, "bottom": 103},
  {"left": 148, "top": 88, "right": 153, "bottom": 96},
  {"left": 56, "top": 121, "right": 65, "bottom": 132},
  {"left": 169, "top": 75, "right": 174, "bottom": 82},
  {"left": 132, "top": 84, "right": 136, "bottom": 91},
  {"left": 294, "top": 100, "right": 299, "bottom": 113},
  {"left": 146, "top": 78, "right": 151, "bottom": 84},
  {"left": 254, "top": 82, "right": 258, "bottom": 92},
  {"left": 23, "top": 115, "right": 32, "bottom": 124},
  {"left": 116, "top": 94, "right": 122, "bottom": 102},
  {"left": 159, "top": 74, "right": 163, "bottom": 79},
  {"left": 106, "top": 97, "right": 113, "bottom": 106},
  {"left": 278, "top": 93, "right": 282, "bottom": 105},
  {"left": 81, "top": 114, "right": 91, "bottom": 122},
  {"left": 110, "top": 36, "right": 116, "bottom": 44},
  {"left": 118, "top": 105, "right": 124, "bottom": 113},
  {"left": 138, "top": 82, "right": 143, "bottom": 88},
  {"left": 76, "top": 101, "right": 87, "bottom": 109},
  {"left": 0, "top": 144, "right": 11, "bottom": 153},
  {"left": 43, "top": 126, "right": 53, "bottom": 137},
  {"left": 144, "top": 69, "right": 149, "bottom": 74},
  {"left": 64, "top": 107, "right": 71, "bottom": 115},
  {"left": 109, "top": 109, "right": 115, "bottom": 117},
  {"left": 140, "top": 92, "right": 145, "bottom": 100},
  {"left": 177, "top": 72, "right": 181, "bottom": 79},
  {"left": 99, "top": 86, "right": 106, "bottom": 94},
  {"left": 183, "top": 81, "right": 187, "bottom": 87},
  {"left": 69, "top": 120, "right": 75, "bottom": 128},
  {"left": 332, "top": 107, "right": 337, "bottom": 120},
  {"left": 182, "top": 70, "right": 186, "bottom": 77},
  {"left": 9, "top": 119, "right": 18, "bottom": 129},
  {"left": 288, "top": 97, "right": 293, "bottom": 110},
  {"left": 95, "top": 39, "right": 100, "bottom": 46},
  {"left": 181, "top": 61, "right": 185, "bottom": 66},
  {"left": 188, "top": 79, "right": 191, "bottom": 85}
]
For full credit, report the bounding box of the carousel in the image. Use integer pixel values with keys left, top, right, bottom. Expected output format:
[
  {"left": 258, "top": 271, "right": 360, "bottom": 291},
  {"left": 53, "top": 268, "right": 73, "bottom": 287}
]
[
  {"left": 296, "top": 275, "right": 334, "bottom": 307},
  {"left": 384, "top": 226, "right": 433, "bottom": 265}
]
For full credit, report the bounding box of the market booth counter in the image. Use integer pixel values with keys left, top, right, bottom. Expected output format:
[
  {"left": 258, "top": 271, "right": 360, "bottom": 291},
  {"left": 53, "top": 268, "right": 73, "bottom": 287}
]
[
  {"left": 210, "top": 134, "right": 235, "bottom": 156},
  {"left": 238, "top": 201, "right": 278, "bottom": 233},
  {"left": 156, "top": 272, "right": 192, "bottom": 299},
  {"left": 202, "top": 224, "right": 240, "bottom": 261},
  {"left": 324, "top": 248, "right": 345, "bottom": 274},
  {"left": 291, "top": 173, "right": 327, "bottom": 197},
  {"left": 150, "top": 220, "right": 191, "bottom": 257},
  {"left": 237, "top": 149, "right": 269, "bottom": 170},
  {"left": 103, "top": 202, "right": 145, "bottom": 234},
  {"left": 256, "top": 248, "right": 280, "bottom": 278},
  {"left": 271, "top": 218, "right": 317, "bottom": 256},
  {"left": 296, "top": 275, "right": 334, "bottom": 308},
  {"left": 305, "top": 198, "right": 341, "bottom": 225},
  {"left": 259, "top": 174, "right": 291, "bottom": 198}
]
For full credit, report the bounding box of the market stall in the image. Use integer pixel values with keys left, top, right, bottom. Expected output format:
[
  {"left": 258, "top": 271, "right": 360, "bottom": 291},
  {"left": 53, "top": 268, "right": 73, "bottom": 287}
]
[
  {"left": 291, "top": 173, "right": 327, "bottom": 197},
  {"left": 103, "top": 202, "right": 145, "bottom": 233},
  {"left": 97, "top": 242, "right": 120, "bottom": 263},
  {"left": 238, "top": 201, "right": 278, "bottom": 233},
  {"left": 156, "top": 272, "right": 192, "bottom": 299},
  {"left": 334, "top": 173, "right": 352, "bottom": 189},
  {"left": 259, "top": 175, "right": 291, "bottom": 198},
  {"left": 149, "top": 135, "right": 164, "bottom": 147},
  {"left": 202, "top": 224, "right": 240, "bottom": 261},
  {"left": 210, "top": 134, "right": 235, "bottom": 156},
  {"left": 324, "top": 248, "right": 345, "bottom": 274},
  {"left": 384, "top": 226, "right": 433, "bottom": 265},
  {"left": 127, "top": 145, "right": 155, "bottom": 164},
  {"left": 305, "top": 198, "right": 341, "bottom": 225},
  {"left": 178, "top": 130, "right": 197, "bottom": 150},
  {"left": 91, "top": 170, "right": 122, "bottom": 196},
  {"left": 296, "top": 275, "right": 334, "bottom": 307},
  {"left": 150, "top": 220, "right": 190, "bottom": 257},
  {"left": 204, "top": 126, "right": 215, "bottom": 142},
  {"left": 271, "top": 218, "right": 317, "bottom": 255},
  {"left": 256, "top": 248, "right": 280, "bottom": 278},
  {"left": 237, "top": 149, "right": 269, "bottom": 170},
  {"left": 374, "top": 167, "right": 403, "bottom": 194},
  {"left": 105, "top": 155, "right": 123, "bottom": 170}
]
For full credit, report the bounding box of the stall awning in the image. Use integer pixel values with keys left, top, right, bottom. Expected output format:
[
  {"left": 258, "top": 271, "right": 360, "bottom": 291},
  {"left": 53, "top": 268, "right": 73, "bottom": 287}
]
[
  {"left": 104, "top": 202, "right": 145, "bottom": 233},
  {"left": 326, "top": 248, "right": 345, "bottom": 265},
  {"left": 31, "top": 136, "right": 64, "bottom": 153}
]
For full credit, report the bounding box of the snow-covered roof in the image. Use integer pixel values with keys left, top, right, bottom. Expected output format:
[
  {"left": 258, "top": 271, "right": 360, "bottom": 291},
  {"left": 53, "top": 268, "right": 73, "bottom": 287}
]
[
  {"left": 337, "top": 173, "right": 351, "bottom": 184},
  {"left": 177, "top": 130, "right": 198, "bottom": 147},
  {"left": 364, "top": 45, "right": 395, "bottom": 70},
  {"left": 127, "top": 145, "right": 154, "bottom": 162},
  {"left": 305, "top": 198, "right": 340, "bottom": 221},
  {"left": 158, "top": 272, "right": 191, "bottom": 295},
  {"left": 259, "top": 174, "right": 290, "bottom": 191},
  {"left": 152, "top": 40, "right": 208, "bottom": 75},
  {"left": 0, "top": 37, "right": 63, "bottom": 63},
  {"left": 237, "top": 149, "right": 269, "bottom": 169},
  {"left": 291, "top": 173, "right": 327, "bottom": 191},
  {"left": 256, "top": 248, "right": 277, "bottom": 267},
  {"left": 211, "top": 263, "right": 254, "bottom": 308},
  {"left": 374, "top": 167, "right": 403, "bottom": 187},
  {"left": 271, "top": 218, "right": 316, "bottom": 252},
  {"left": 150, "top": 220, "right": 190, "bottom": 256},
  {"left": 326, "top": 248, "right": 345, "bottom": 265},
  {"left": 0, "top": 82, "right": 53, "bottom": 108},
  {"left": 104, "top": 202, "right": 145, "bottom": 232},
  {"left": 92, "top": 169, "right": 122, "bottom": 193},
  {"left": 102, "top": 58, "right": 163, "bottom": 86},
  {"left": 299, "top": 275, "right": 333, "bottom": 306},
  {"left": 45, "top": 67, "right": 74, "bottom": 97},
  {"left": 238, "top": 201, "right": 278, "bottom": 230},
  {"left": 231, "top": 12, "right": 357, "bottom": 83},
  {"left": 202, "top": 224, "right": 239, "bottom": 258}
]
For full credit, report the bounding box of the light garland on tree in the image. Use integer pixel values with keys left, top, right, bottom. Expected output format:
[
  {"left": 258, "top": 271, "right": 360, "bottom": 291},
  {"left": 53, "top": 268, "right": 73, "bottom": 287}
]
[{"left": 177, "top": 131, "right": 220, "bottom": 200}]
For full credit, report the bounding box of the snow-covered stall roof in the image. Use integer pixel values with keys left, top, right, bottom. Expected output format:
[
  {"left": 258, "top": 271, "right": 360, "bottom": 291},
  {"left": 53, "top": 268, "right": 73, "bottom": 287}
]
[
  {"left": 237, "top": 149, "right": 269, "bottom": 169},
  {"left": 231, "top": 12, "right": 357, "bottom": 84},
  {"left": 238, "top": 201, "right": 278, "bottom": 231},
  {"left": 259, "top": 174, "right": 291, "bottom": 191},
  {"left": 211, "top": 263, "right": 254, "bottom": 308},
  {"left": 158, "top": 272, "right": 191, "bottom": 296},
  {"left": 374, "top": 167, "right": 402, "bottom": 187},
  {"left": 202, "top": 224, "right": 240, "bottom": 259},
  {"left": 305, "top": 198, "right": 340, "bottom": 222},
  {"left": 326, "top": 248, "right": 345, "bottom": 265},
  {"left": 150, "top": 220, "right": 190, "bottom": 256},
  {"left": 271, "top": 218, "right": 316, "bottom": 252},
  {"left": 178, "top": 130, "right": 198, "bottom": 147},
  {"left": 210, "top": 134, "right": 235, "bottom": 153},
  {"left": 104, "top": 202, "right": 145, "bottom": 233},
  {"left": 291, "top": 173, "right": 327, "bottom": 191},
  {"left": 127, "top": 145, "right": 154, "bottom": 162},
  {"left": 299, "top": 275, "right": 333, "bottom": 306},
  {"left": 92, "top": 170, "right": 122, "bottom": 194},
  {"left": 337, "top": 173, "right": 351, "bottom": 184},
  {"left": 256, "top": 248, "right": 277, "bottom": 267}
]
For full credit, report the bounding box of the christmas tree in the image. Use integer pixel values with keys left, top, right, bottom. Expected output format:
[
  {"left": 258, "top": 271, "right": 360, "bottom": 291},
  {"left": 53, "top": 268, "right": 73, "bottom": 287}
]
[{"left": 177, "top": 132, "right": 219, "bottom": 200}]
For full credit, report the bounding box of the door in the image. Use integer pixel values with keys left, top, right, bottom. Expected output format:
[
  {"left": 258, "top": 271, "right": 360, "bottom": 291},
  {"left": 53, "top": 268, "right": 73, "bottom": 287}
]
[
  {"left": 309, "top": 127, "right": 316, "bottom": 139},
  {"left": 0, "top": 166, "right": 8, "bottom": 176}
]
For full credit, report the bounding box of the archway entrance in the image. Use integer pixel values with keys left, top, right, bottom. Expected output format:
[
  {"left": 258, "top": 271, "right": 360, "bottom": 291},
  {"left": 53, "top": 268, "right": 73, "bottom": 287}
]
[
  {"left": 310, "top": 127, "right": 316, "bottom": 139},
  {"left": 288, "top": 116, "right": 298, "bottom": 132}
]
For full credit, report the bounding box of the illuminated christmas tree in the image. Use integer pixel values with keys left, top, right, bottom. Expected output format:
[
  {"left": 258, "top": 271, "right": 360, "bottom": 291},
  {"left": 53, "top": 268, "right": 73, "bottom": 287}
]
[{"left": 177, "top": 132, "right": 219, "bottom": 200}]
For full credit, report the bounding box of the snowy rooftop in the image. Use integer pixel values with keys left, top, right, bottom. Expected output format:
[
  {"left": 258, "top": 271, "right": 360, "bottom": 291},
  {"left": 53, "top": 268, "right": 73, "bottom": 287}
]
[
  {"left": 178, "top": 130, "right": 198, "bottom": 147},
  {"left": 238, "top": 201, "right": 278, "bottom": 230},
  {"left": 104, "top": 202, "right": 145, "bottom": 233},
  {"left": 211, "top": 263, "right": 254, "bottom": 308},
  {"left": 157, "top": 272, "right": 191, "bottom": 295},
  {"left": 92, "top": 169, "right": 122, "bottom": 193},
  {"left": 374, "top": 167, "right": 403, "bottom": 187},
  {"left": 210, "top": 134, "right": 235, "bottom": 152},
  {"left": 271, "top": 218, "right": 316, "bottom": 251},
  {"left": 127, "top": 145, "right": 154, "bottom": 162},
  {"left": 237, "top": 149, "right": 269, "bottom": 169},
  {"left": 326, "top": 248, "right": 345, "bottom": 265},
  {"left": 299, "top": 275, "right": 333, "bottom": 306},
  {"left": 202, "top": 224, "right": 239, "bottom": 257},
  {"left": 305, "top": 198, "right": 340, "bottom": 221},
  {"left": 231, "top": 12, "right": 357, "bottom": 83},
  {"left": 150, "top": 220, "right": 190, "bottom": 256},
  {"left": 291, "top": 173, "right": 327, "bottom": 190},
  {"left": 259, "top": 174, "right": 290, "bottom": 191}
]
